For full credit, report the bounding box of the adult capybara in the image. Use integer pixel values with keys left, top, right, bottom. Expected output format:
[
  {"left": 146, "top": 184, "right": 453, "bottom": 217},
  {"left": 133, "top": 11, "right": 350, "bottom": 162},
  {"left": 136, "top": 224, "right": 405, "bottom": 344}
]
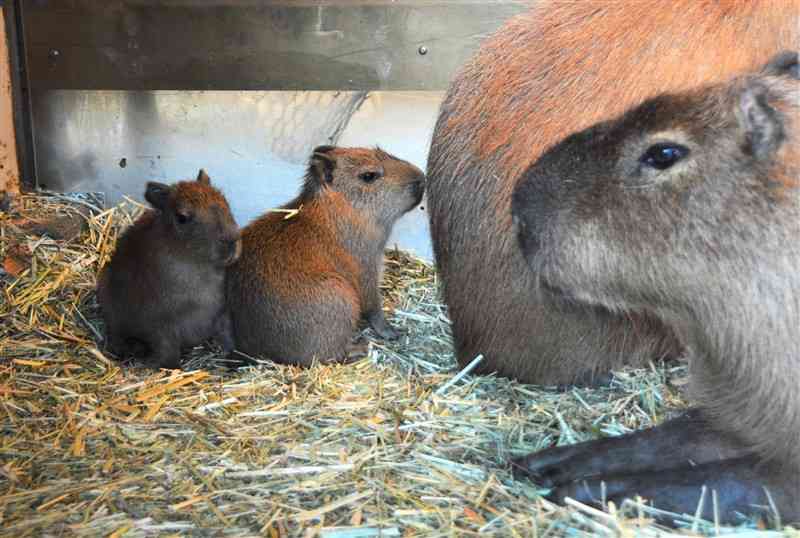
[
  {"left": 426, "top": 0, "right": 800, "bottom": 385},
  {"left": 511, "top": 52, "right": 800, "bottom": 524},
  {"left": 227, "top": 146, "right": 424, "bottom": 365},
  {"left": 97, "top": 170, "right": 241, "bottom": 369}
]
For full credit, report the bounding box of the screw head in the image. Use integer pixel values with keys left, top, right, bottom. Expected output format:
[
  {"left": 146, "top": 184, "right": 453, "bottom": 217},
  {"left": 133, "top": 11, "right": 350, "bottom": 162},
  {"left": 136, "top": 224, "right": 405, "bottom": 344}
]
[{"left": 418, "top": 45, "right": 428, "bottom": 56}]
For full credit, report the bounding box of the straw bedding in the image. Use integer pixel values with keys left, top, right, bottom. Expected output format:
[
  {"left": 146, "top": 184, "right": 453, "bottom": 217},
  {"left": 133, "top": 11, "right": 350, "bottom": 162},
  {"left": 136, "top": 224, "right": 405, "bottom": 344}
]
[{"left": 0, "top": 193, "right": 795, "bottom": 537}]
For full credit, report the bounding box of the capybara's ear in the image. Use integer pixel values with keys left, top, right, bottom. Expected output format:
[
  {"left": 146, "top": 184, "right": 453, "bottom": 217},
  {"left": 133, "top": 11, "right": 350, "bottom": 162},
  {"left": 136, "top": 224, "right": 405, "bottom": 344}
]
[
  {"left": 312, "top": 145, "right": 336, "bottom": 155},
  {"left": 762, "top": 50, "right": 799, "bottom": 79},
  {"left": 196, "top": 169, "right": 212, "bottom": 185},
  {"left": 737, "top": 82, "right": 785, "bottom": 161},
  {"left": 309, "top": 148, "right": 337, "bottom": 184},
  {"left": 145, "top": 182, "right": 172, "bottom": 210}
]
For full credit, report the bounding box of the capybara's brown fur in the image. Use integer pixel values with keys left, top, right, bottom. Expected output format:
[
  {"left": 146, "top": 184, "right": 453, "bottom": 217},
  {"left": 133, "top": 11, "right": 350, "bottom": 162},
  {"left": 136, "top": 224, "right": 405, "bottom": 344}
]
[
  {"left": 97, "top": 170, "right": 241, "bottom": 369},
  {"left": 227, "top": 146, "right": 424, "bottom": 365},
  {"left": 511, "top": 53, "right": 800, "bottom": 524},
  {"left": 426, "top": 0, "right": 800, "bottom": 385}
]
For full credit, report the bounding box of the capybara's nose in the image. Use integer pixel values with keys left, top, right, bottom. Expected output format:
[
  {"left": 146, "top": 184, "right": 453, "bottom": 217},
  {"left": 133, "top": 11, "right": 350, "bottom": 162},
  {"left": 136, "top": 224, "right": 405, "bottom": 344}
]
[
  {"left": 223, "top": 237, "right": 242, "bottom": 265},
  {"left": 411, "top": 180, "right": 425, "bottom": 203}
]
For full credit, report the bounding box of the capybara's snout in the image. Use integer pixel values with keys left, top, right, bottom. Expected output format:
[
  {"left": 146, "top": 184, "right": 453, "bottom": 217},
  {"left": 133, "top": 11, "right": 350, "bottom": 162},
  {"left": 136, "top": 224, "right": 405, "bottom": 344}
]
[
  {"left": 220, "top": 234, "right": 242, "bottom": 266},
  {"left": 410, "top": 178, "right": 425, "bottom": 206},
  {"left": 404, "top": 167, "right": 426, "bottom": 208}
]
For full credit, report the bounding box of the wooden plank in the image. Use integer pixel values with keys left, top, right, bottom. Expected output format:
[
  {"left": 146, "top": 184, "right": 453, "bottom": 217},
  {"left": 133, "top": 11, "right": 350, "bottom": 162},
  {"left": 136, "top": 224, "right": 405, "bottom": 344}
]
[{"left": 0, "top": 7, "right": 21, "bottom": 193}]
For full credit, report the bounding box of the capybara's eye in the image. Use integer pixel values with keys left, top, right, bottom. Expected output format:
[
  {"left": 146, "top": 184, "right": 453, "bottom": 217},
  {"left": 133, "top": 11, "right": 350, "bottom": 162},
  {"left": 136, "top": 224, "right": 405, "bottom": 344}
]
[
  {"left": 640, "top": 143, "right": 690, "bottom": 170},
  {"left": 359, "top": 171, "right": 381, "bottom": 183},
  {"left": 176, "top": 211, "right": 193, "bottom": 224}
]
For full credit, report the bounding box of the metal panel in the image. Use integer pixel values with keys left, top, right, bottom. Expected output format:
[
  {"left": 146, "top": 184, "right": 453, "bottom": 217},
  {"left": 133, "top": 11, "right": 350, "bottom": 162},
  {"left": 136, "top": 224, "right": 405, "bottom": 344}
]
[
  {"left": 23, "top": 1, "right": 524, "bottom": 91},
  {"left": 31, "top": 89, "right": 441, "bottom": 259},
  {"left": 32, "top": 89, "right": 367, "bottom": 201},
  {"left": 22, "top": 2, "right": 525, "bottom": 259}
]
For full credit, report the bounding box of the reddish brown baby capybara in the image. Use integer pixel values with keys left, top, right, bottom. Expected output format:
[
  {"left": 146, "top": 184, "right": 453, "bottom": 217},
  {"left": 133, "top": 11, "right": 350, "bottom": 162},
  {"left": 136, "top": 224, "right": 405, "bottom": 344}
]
[
  {"left": 96, "top": 170, "right": 241, "bottom": 369},
  {"left": 426, "top": 0, "right": 800, "bottom": 385},
  {"left": 226, "top": 146, "right": 424, "bottom": 366},
  {"left": 511, "top": 52, "right": 800, "bottom": 525}
]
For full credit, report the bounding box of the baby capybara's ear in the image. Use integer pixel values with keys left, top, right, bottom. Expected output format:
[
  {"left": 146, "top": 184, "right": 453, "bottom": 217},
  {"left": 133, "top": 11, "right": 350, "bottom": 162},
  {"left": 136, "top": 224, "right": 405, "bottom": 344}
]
[
  {"left": 196, "top": 169, "right": 212, "bottom": 185},
  {"left": 762, "top": 50, "right": 799, "bottom": 79},
  {"left": 737, "top": 82, "right": 786, "bottom": 161},
  {"left": 309, "top": 147, "right": 337, "bottom": 184},
  {"left": 145, "top": 182, "right": 172, "bottom": 210}
]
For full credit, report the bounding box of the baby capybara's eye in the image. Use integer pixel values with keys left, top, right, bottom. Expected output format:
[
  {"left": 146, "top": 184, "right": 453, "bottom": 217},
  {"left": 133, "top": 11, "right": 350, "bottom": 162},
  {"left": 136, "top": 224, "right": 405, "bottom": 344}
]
[
  {"left": 359, "top": 171, "right": 381, "bottom": 183},
  {"left": 640, "top": 143, "right": 690, "bottom": 170},
  {"left": 176, "top": 211, "right": 193, "bottom": 224}
]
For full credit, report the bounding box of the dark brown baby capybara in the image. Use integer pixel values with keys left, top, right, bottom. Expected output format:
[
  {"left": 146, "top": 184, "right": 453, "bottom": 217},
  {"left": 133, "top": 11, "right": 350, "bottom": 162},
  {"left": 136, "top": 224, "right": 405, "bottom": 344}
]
[
  {"left": 426, "top": 0, "right": 800, "bottom": 385},
  {"left": 511, "top": 52, "right": 800, "bottom": 524},
  {"left": 96, "top": 170, "right": 241, "bottom": 369},
  {"left": 227, "top": 146, "right": 424, "bottom": 366}
]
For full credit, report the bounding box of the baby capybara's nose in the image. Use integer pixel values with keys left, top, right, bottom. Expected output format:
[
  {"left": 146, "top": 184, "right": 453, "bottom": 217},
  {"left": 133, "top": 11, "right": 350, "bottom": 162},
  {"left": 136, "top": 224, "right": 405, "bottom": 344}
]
[
  {"left": 222, "top": 236, "right": 242, "bottom": 265},
  {"left": 411, "top": 179, "right": 425, "bottom": 204}
]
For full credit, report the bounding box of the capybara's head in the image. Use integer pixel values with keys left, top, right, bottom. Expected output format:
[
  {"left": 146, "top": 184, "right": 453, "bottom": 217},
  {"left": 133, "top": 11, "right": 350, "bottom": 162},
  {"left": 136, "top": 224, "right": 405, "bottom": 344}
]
[
  {"left": 511, "top": 51, "right": 800, "bottom": 313},
  {"left": 145, "top": 169, "right": 241, "bottom": 266},
  {"left": 304, "top": 146, "right": 425, "bottom": 224}
]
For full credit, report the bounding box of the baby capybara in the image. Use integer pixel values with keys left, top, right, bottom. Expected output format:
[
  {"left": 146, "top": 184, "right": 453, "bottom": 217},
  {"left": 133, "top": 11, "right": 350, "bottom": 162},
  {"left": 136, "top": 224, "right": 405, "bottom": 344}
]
[
  {"left": 227, "top": 146, "right": 424, "bottom": 365},
  {"left": 97, "top": 170, "right": 241, "bottom": 369},
  {"left": 427, "top": 0, "right": 800, "bottom": 385},
  {"left": 511, "top": 52, "right": 800, "bottom": 524}
]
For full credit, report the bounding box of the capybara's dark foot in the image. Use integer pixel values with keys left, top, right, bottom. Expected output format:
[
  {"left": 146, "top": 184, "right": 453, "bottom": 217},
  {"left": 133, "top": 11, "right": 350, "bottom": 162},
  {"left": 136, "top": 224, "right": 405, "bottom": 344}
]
[
  {"left": 512, "top": 444, "right": 584, "bottom": 488},
  {"left": 106, "top": 333, "right": 149, "bottom": 361},
  {"left": 365, "top": 309, "right": 399, "bottom": 340},
  {"left": 214, "top": 311, "right": 236, "bottom": 353},
  {"left": 149, "top": 356, "right": 182, "bottom": 370},
  {"left": 513, "top": 410, "right": 750, "bottom": 488},
  {"left": 147, "top": 335, "right": 182, "bottom": 369},
  {"left": 373, "top": 323, "right": 399, "bottom": 341},
  {"left": 513, "top": 409, "right": 799, "bottom": 524},
  {"left": 547, "top": 457, "right": 796, "bottom": 526}
]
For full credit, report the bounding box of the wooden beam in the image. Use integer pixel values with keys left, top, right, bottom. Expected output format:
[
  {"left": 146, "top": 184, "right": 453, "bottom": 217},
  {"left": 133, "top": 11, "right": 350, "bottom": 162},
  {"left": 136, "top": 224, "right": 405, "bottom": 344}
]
[{"left": 0, "top": 6, "right": 20, "bottom": 194}]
